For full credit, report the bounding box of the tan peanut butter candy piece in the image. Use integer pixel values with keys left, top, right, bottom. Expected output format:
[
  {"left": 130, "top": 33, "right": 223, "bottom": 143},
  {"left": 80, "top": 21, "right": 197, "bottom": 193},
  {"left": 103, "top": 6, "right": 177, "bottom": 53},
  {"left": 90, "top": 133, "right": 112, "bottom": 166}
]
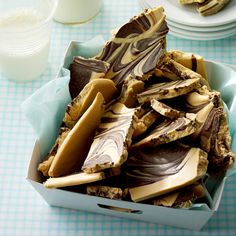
[
  {"left": 86, "top": 186, "right": 128, "bottom": 200},
  {"left": 151, "top": 99, "right": 180, "bottom": 120},
  {"left": 82, "top": 103, "right": 135, "bottom": 174},
  {"left": 44, "top": 167, "right": 121, "bottom": 189},
  {"left": 137, "top": 78, "right": 201, "bottom": 103},
  {"left": 133, "top": 109, "right": 160, "bottom": 138},
  {"left": 38, "top": 127, "right": 70, "bottom": 177},
  {"left": 64, "top": 79, "right": 117, "bottom": 128},
  {"left": 179, "top": 0, "right": 205, "bottom": 4},
  {"left": 167, "top": 50, "right": 207, "bottom": 79},
  {"left": 153, "top": 183, "right": 205, "bottom": 208},
  {"left": 132, "top": 113, "right": 196, "bottom": 148},
  {"left": 128, "top": 145, "right": 208, "bottom": 202},
  {"left": 197, "top": 0, "right": 230, "bottom": 16},
  {"left": 96, "top": 7, "right": 168, "bottom": 89},
  {"left": 69, "top": 56, "right": 110, "bottom": 99},
  {"left": 118, "top": 75, "right": 145, "bottom": 108},
  {"left": 48, "top": 92, "right": 104, "bottom": 177}
]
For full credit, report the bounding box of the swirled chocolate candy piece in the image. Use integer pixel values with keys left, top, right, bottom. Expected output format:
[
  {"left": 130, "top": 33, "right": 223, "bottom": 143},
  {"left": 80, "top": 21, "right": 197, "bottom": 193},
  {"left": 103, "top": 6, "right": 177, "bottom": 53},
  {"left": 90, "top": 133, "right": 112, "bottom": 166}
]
[
  {"left": 167, "top": 50, "right": 207, "bottom": 79},
  {"left": 132, "top": 113, "right": 196, "bottom": 148},
  {"left": 155, "top": 56, "right": 208, "bottom": 86},
  {"left": 133, "top": 109, "right": 160, "bottom": 138},
  {"left": 69, "top": 56, "right": 110, "bottom": 99},
  {"left": 117, "top": 75, "right": 145, "bottom": 108},
  {"left": 197, "top": 0, "right": 230, "bottom": 16},
  {"left": 179, "top": 0, "right": 205, "bottom": 3},
  {"left": 152, "top": 182, "right": 205, "bottom": 208},
  {"left": 86, "top": 185, "right": 128, "bottom": 200},
  {"left": 151, "top": 99, "right": 180, "bottom": 120},
  {"left": 44, "top": 167, "right": 121, "bottom": 189},
  {"left": 64, "top": 79, "right": 118, "bottom": 128},
  {"left": 199, "top": 106, "right": 235, "bottom": 174},
  {"left": 38, "top": 127, "right": 70, "bottom": 177},
  {"left": 126, "top": 143, "right": 208, "bottom": 202},
  {"left": 137, "top": 78, "right": 201, "bottom": 103},
  {"left": 48, "top": 93, "right": 104, "bottom": 177},
  {"left": 82, "top": 103, "right": 135, "bottom": 173},
  {"left": 96, "top": 7, "right": 169, "bottom": 89}
]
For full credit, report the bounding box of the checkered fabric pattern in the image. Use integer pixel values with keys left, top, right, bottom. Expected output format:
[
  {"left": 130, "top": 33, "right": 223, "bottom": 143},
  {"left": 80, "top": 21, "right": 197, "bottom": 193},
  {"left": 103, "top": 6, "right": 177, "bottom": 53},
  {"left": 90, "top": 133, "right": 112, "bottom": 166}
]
[{"left": 0, "top": 0, "right": 236, "bottom": 235}]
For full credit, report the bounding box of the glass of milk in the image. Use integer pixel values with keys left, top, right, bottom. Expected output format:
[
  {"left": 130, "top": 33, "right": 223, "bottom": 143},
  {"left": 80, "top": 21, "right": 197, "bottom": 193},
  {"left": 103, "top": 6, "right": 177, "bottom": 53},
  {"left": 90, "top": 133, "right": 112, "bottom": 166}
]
[
  {"left": 54, "top": 0, "right": 103, "bottom": 24},
  {"left": 0, "top": 0, "right": 57, "bottom": 82}
]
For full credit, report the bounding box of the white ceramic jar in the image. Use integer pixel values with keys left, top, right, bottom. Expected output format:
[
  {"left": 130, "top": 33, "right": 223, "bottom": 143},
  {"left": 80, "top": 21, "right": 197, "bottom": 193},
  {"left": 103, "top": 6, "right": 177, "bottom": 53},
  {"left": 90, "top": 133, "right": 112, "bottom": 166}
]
[{"left": 54, "top": 0, "right": 103, "bottom": 24}]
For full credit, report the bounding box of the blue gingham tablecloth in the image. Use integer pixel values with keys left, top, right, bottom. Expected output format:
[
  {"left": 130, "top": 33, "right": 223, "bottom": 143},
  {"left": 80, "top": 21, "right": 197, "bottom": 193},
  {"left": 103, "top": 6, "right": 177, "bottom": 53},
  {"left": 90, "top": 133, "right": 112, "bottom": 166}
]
[{"left": 0, "top": 0, "right": 236, "bottom": 235}]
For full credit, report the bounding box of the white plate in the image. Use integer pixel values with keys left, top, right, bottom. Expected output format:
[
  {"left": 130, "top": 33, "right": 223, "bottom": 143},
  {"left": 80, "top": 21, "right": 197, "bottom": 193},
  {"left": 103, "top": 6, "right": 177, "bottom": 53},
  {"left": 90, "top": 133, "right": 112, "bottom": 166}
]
[
  {"left": 140, "top": 0, "right": 236, "bottom": 27},
  {"left": 167, "top": 18, "right": 236, "bottom": 32},
  {"left": 169, "top": 27, "right": 236, "bottom": 40},
  {"left": 168, "top": 22, "right": 236, "bottom": 38}
]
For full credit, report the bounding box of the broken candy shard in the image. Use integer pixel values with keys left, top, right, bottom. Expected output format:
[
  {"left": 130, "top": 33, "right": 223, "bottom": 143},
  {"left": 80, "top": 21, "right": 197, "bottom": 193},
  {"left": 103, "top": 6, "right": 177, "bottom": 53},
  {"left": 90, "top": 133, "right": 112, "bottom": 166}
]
[
  {"left": 44, "top": 167, "right": 120, "bottom": 188},
  {"left": 197, "top": 0, "right": 230, "bottom": 16},
  {"left": 132, "top": 113, "right": 196, "bottom": 148},
  {"left": 86, "top": 185, "right": 128, "bottom": 200},
  {"left": 96, "top": 7, "right": 169, "bottom": 89},
  {"left": 81, "top": 103, "right": 135, "bottom": 173},
  {"left": 137, "top": 78, "right": 201, "bottom": 103},
  {"left": 64, "top": 79, "right": 118, "bottom": 128},
  {"left": 69, "top": 56, "right": 110, "bottom": 99},
  {"left": 167, "top": 50, "right": 207, "bottom": 79},
  {"left": 48, "top": 93, "right": 104, "bottom": 177},
  {"left": 128, "top": 146, "right": 208, "bottom": 202},
  {"left": 151, "top": 99, "right": 180, "bottom": 120}
]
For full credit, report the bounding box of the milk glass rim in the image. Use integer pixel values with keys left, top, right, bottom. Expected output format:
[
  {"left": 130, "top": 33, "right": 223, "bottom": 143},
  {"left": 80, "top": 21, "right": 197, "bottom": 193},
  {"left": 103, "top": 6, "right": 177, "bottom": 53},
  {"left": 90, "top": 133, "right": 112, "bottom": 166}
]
[{"left": 0, "top": 0, "right": 58, "bottom": 34}]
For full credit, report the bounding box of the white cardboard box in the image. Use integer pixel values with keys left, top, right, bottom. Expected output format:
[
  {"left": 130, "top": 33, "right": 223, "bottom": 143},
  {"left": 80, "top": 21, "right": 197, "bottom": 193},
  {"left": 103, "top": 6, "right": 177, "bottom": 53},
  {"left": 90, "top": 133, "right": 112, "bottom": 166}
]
[{"left": 26, "top": 40, "right": 236, "bottom": 230}]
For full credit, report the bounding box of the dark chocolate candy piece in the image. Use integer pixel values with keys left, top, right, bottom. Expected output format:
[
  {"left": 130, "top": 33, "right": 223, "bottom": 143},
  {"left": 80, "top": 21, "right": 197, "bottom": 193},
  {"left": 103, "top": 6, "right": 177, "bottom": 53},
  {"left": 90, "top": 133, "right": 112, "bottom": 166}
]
[{"left": 69, "top": 56, "right": 110, "bottom": 99}]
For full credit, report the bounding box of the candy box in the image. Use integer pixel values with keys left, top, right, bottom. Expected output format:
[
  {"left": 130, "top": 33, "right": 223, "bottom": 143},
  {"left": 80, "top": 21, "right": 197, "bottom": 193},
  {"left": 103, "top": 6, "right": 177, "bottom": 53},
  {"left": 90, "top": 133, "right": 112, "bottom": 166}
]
[{"left": 24, "top": 38, "right": 236, "bottom": 230}]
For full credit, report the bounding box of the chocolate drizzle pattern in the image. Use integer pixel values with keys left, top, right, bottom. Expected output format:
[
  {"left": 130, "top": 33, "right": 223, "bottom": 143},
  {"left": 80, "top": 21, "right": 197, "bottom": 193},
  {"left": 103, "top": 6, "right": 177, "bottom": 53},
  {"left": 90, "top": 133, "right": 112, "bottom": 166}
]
[
  {"left": 82, "top": 103, "right": 135, "bottom": 173},
  {"left": 126, "top": 143, "right": 191, "bottom": 187},
  {"left": 96, "top": 8, "right": 169, "bottom": 89}
]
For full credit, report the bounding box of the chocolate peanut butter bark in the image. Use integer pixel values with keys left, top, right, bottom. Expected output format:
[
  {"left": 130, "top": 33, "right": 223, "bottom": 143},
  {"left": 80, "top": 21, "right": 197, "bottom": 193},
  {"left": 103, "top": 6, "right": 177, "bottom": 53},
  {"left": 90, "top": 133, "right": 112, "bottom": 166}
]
[
  {"left": 86, "top": 186, "right": 128, "bottom": 200},
  {"left": 117, "top": 75, "right": 145, "bottom": 108},
  {"left": 96, "top": 7, "right": 169, "bottom": 89},
  {"left": 64, "top": 79, "right": 117, "bottom": 128},
  {"left": 82, "top": 103, "right": 135, "bottom": 173},
  {"left": 69, "top": 57, "right": 110, "bottom": 99},
  {"left": 48, "top": 93, "right": 104, "bottom": 177},
  {"left": 199, "top": 106, "right": 235, "bottom": 174},
  {"left": 152, "top": 183, "right": 205, "bottom": 208},
  {"left": 197, "top": 0, "right": 230, "bottom": 16},
  {"left": 44, "top": 167, "right": 121, "bottom": 189},
  {"left": 155, "top": 56, "right": 208, "bottom": 86},
  {"left": 38, "top": 127, "right": 70, "bottom": 177},
  {"left": 179, "top": 0, "right": 205, "bottom": 3},
  {"left": 133, "top": 109, "right": 160, "bottom": 138},
  {"left": 126, "top": 143, "right": 208, "bottom": 202},
  {"left": 132, "top": 113, "right": 197, "bottom": 148},
  {"left": 137, "top": 78, "right": 201, "bottom": 104},
  {"left": 151, "top": 99, "right": 181, "bottom": 120},
  {"left": 167, "top": 50, "right": 207, "bottom": 79}
]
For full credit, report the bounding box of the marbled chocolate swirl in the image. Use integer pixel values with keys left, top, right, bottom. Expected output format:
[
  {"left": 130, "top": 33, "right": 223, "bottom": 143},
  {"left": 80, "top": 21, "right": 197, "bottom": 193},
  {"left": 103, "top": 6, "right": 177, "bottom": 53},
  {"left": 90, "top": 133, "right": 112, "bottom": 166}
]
[
  {"left": 82, "top": 103, "right": 135, "bottom": 173},
  {"left": 96, "top": 7, "right": 169, "bottom": 89},
  {"left": 126, "top": 143, "right": 191, "bottom": 187}
]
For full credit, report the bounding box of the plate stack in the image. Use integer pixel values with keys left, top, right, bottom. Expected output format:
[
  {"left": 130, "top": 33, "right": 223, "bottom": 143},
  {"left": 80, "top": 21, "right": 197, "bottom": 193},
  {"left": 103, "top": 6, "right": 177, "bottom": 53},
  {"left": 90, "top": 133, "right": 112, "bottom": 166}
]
[{"left": 139, "top": 0, "right": 236, "bottom": 40}]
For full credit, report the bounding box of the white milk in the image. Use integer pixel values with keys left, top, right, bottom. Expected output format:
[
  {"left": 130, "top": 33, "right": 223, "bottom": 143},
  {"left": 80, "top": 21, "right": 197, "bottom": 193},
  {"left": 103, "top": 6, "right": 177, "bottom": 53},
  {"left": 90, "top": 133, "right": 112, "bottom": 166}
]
[
  {"left": 54, "top": 0, "right": 102, "bottom": 24},
  {"left": 0, "top": 8, "right": 51, "bottom": 81}
]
